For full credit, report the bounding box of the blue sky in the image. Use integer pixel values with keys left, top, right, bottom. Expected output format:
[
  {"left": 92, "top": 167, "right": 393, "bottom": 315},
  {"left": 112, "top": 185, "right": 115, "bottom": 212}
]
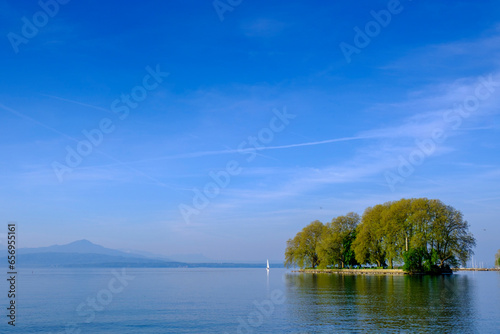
[{"left": 1, "top": 0, "right": 499, "bottom": 264}]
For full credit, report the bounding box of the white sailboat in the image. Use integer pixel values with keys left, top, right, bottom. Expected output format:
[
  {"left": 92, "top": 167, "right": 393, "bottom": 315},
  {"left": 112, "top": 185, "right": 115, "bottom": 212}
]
[{"left": 266, "top": 259, "right": 270, "bottom": 271}]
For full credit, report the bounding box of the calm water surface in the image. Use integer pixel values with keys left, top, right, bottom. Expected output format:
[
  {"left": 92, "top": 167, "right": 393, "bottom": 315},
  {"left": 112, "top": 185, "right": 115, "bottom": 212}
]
[{"left": 7, "top": 268, "right": 500, "bottom": 333}]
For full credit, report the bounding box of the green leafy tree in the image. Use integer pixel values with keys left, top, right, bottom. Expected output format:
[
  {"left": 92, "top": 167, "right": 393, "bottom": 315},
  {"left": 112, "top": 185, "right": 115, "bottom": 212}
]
[
  {"left": 402, "top": 248, "right": 439, "bottom": 274},
  {"left": 402, "top": 247, "right": 427, "bottom": 273},
  {"left": 382, "top": 199, "right": 412, "bottom": 268},
  {"left": 284, "top": 198, "right": 476, "bottom": 273},
  {"left": 383, "top": 198, "right": 475, "bottom": 270},
  {"left": 317, "top": 213, "right": 359, "bottom": 268},
  {"left": 495, "top": 250, "right": 500, "bottom": 268},
  {"left": 407, "top": 198, "right": 436, "bottom": 250},
  {"left": 284, "top": 220, "right": 324, "bottom": 269},
  {"left": 423, "top": 249, "right": 440, "bottom": 273},
  {"left": 316, "top": 226, "right": 337, "bottom": 268},
  {"left": 429, "top": 202, "right": 476, "bottom": 268},
  {"left": 353, "top": 204, "right": 388, "bottom": 267},
  {"left": 341, "top": 230, "right": 358, "bottom": 267}
]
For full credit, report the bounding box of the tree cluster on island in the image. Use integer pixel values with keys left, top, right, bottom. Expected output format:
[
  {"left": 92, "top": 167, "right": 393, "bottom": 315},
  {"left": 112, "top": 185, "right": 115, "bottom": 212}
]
[
  {"left": 284, "top": 198, "right": 476, "bottom": 274},
  {"left": 496, "top": 249, "right": 500, "bottom": 268}
]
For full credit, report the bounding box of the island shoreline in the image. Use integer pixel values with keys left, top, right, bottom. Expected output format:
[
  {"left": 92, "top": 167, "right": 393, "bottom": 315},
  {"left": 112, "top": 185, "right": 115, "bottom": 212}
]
[{"left": 292, "top": 268, "right": 500, "bottom": 275}]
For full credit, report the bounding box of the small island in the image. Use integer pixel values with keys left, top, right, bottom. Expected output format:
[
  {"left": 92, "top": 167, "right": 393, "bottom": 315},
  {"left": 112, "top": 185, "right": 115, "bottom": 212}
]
[{"left": 284, "top": 198, "right": 476, "bottom": 275}]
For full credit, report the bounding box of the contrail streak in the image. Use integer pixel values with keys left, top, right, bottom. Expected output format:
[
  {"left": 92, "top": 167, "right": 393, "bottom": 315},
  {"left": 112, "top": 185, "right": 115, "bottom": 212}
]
[
  {"left": 40, "top": 94, "right": 113, "bottom": 114},
  {"left": 82, "top": 135, "right": 375, "bottom": 168}
]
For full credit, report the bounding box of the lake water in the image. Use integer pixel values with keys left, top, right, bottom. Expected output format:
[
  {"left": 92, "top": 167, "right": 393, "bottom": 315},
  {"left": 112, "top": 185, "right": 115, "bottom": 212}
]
[{"left": 6, "top": 268, "right": 500, "bottom": 333}]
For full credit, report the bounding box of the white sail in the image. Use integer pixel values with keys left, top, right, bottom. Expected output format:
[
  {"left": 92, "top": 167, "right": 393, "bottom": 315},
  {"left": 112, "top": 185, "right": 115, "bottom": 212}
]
[{"left": 266, "top": 259, "right": 270, "bottom": 270}]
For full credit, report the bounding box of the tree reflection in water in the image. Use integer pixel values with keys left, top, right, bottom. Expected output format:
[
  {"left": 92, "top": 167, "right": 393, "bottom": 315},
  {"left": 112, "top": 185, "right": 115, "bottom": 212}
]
[{"left": 284, "top": 273, "right": 475, "bottom": 332}]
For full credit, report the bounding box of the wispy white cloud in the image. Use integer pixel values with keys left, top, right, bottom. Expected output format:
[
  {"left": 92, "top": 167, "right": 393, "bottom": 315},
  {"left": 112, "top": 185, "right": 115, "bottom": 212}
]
[
  {"left": 0, "top": 103, "right": 77, "bottom": 141},
  {"left": 190, "top": 67, "right": 500, "bottom": 212},
  {"left": 381, "top": 26, "right": 500, "bottom": 72},
  {"left": 40, "top": 94, "right": 114, "bottom": 114},
  {"left": 68, "top": 134, "right": 375, "bottom": 171}
]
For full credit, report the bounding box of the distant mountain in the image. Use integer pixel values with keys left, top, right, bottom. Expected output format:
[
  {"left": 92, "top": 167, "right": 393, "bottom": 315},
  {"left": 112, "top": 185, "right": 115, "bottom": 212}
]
[
  {"left": 19, "top": 239, "right": 145, "bottom": 259},
  {"left": 13, "top": 240, "right": 281, "bottom": 268},
  {"left": 18, "top": 252, "right": 185, "bottom": 268},
  {"left": 15, "top": 240, "right": 183, "bottom": 268}
]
